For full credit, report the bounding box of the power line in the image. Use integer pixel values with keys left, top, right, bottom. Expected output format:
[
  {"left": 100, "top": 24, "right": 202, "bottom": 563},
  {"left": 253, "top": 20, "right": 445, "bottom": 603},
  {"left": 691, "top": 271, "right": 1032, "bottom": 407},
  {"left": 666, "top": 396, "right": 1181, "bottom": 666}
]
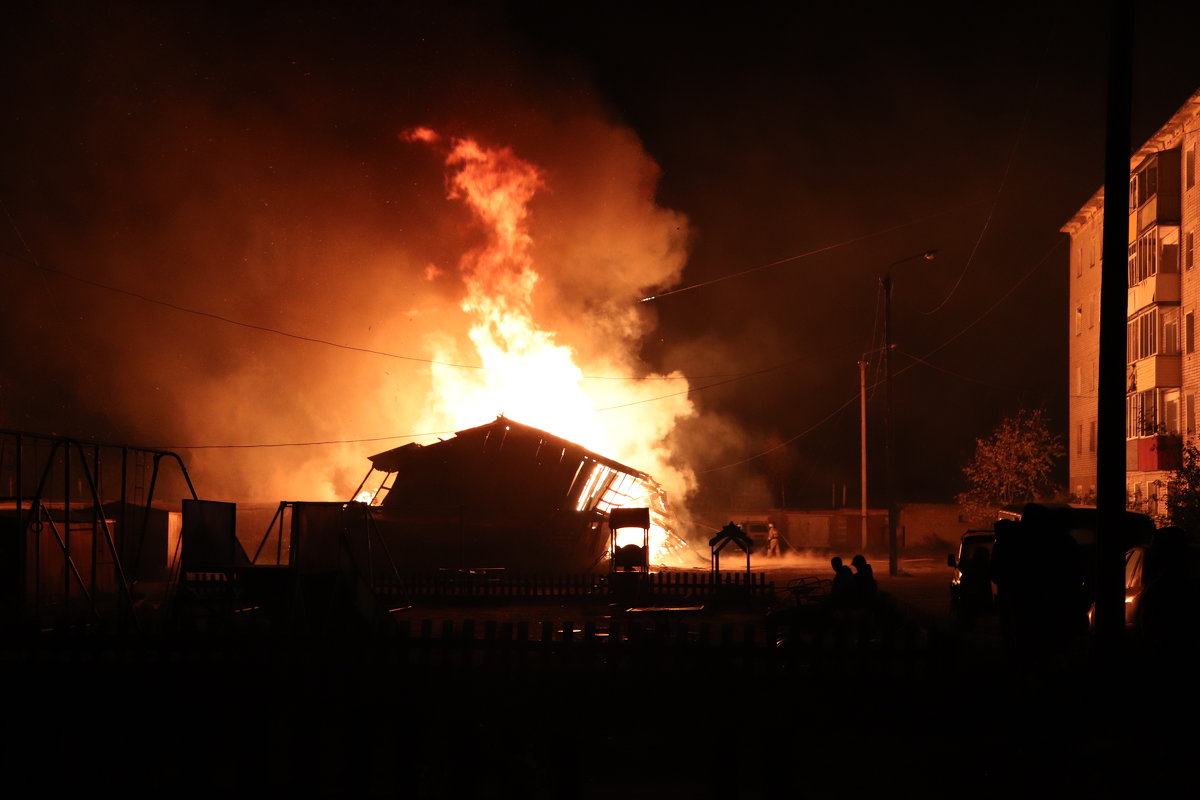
[
  {"left": 79, "top": 236, "right": 1065, "bottom": 455},
  {"left": 2, "top": 250, "right": 492, "bottom": 370},
  {"left": 698, "top": 395, "right": 859, "bottom": 474},
  {"left": 896, "top": 348, "right": 1044, "bottom": 395},
  {"left": 151, "top": 430, "right": 458, "bottom": 450},
  {"left": 0, "top": 248, "right": 780, "bottom": 383},
  {"left": 698, "top": 236, "right": 1064, "bottom": 473},
  {"left": 147, "top": 359, "right": 795, "bottom": 449},
  {"left": 920, "top": 19, "right": 1055, "bottom": 317},
  {"left": 921, "top": 236, "right": 1064, "bottom": 360},
  {"left": 595, "top": 360, "right": 793, "bottom": 412},
  {"left": 638, "top": 199, "right": 988, "bottom": 303}
]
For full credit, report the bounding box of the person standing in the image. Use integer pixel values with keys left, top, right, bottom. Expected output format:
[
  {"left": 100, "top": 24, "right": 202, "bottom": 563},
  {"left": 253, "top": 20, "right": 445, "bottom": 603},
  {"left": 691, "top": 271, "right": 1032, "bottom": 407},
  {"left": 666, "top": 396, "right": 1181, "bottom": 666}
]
[
  {"left": 766, "top": 522, "right": 782, "bottom": 558},
  {"left": 830, "top": 556, "right": 856, "bottom": 606},
  {"left": 851, "top": 554, "right": 876, "bottom": 600}
]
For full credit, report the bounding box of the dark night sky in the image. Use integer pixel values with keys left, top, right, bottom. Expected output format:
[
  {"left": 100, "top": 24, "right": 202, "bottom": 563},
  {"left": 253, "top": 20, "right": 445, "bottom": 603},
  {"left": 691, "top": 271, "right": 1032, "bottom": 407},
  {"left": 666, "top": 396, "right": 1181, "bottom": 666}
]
[{"left": 4, "top": 1, "right": 1200, "bottom": 509}]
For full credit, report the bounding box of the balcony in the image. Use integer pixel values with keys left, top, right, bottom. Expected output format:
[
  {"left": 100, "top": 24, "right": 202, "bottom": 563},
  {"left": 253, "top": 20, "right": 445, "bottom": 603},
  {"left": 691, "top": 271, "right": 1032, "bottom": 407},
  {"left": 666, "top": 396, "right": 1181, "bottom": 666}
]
[
  {"left": 1129, "top": 434, "right": 1182, "bottom": 472},
  {"left": 1130, "top": 354, "right": 1182, "bottom": 391},
  {"left": 1128, "top": 149, "right": 1181, "bottom": 239},
  {"left": 1128, "top": 272, "right": 1180, "bottom": 314},
  {"left": 1138, "top": 195, "right": 1161, "bottom": 234}
]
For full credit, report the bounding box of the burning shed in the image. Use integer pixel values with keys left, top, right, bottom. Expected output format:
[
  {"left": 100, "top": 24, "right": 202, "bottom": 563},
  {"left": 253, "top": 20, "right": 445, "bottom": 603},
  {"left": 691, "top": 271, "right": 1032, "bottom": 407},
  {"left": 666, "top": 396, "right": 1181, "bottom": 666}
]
[{"left": 354, "top": 416, "right": 671, "bottom": 573}]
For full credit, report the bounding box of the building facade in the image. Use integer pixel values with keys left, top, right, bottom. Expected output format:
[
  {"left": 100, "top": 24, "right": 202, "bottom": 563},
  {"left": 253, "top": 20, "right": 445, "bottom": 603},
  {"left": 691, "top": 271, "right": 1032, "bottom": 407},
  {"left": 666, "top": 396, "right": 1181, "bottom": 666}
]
[{"left": 1063, "top": 89, "right": 1200, "bottom": 521}]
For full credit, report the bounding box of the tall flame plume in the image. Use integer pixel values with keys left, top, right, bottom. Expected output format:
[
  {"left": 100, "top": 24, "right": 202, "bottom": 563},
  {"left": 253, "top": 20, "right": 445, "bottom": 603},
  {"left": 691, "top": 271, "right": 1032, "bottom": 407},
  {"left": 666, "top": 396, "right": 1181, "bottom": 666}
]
[{"left": 404, "top": 128, "right": 696, "bottom": 560}]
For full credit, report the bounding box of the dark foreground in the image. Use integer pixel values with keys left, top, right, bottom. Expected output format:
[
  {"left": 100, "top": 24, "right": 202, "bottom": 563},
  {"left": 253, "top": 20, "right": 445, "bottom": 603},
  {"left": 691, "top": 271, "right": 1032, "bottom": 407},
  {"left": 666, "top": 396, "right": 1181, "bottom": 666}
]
[{"left": 3, "top": 597, "right": 1196, "bottom": 799}]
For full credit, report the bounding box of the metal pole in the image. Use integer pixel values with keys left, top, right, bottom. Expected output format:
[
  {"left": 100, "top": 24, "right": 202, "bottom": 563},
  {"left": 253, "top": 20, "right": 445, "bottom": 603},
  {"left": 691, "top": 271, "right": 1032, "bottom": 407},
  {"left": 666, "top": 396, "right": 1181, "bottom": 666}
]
[
  {"left": 877, "top": 250, "right": 935, "bottom": 577},
  {"left": 859, "top": 359, "right": 869, "bottom": 553},
  {"left": 15, "top": 434, "right": 23, "bottom": 624},
  {"left": 1096, "top": 0, "right": 1133, "bottom": 656},
  {"left": 883, "top": 274, "right": 898, "bottom": 577},
  {"left": 64, "top": 443, "right": 71, "bottom": 623}
]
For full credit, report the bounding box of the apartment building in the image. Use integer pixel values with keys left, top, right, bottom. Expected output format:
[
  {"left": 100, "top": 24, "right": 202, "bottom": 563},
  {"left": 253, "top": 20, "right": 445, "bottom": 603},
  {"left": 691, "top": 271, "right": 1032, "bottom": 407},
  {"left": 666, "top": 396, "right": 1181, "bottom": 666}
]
[{"left": 1063, "top": 89, "right": 1200, "bottom": 520}]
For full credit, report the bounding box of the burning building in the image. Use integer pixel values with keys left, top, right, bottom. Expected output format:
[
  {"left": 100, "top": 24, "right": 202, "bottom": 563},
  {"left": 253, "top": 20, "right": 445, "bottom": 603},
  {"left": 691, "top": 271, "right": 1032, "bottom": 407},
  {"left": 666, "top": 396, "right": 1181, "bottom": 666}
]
[{"left": 354, "top": 416, "right": 673, "bottom": 573}]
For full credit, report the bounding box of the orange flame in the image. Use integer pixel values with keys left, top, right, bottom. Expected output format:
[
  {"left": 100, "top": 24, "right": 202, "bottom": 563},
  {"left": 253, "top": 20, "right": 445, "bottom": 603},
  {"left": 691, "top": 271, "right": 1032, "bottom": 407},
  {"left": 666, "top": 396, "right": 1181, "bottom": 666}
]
[{"left": 409, "top": 130, "right": 695, "bottom": 563}]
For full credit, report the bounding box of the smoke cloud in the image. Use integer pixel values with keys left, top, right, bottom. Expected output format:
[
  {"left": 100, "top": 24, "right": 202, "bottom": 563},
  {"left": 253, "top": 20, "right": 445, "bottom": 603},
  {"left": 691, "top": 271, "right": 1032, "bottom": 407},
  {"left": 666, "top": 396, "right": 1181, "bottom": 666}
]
[{"left": 0, "top": 4, "right": 703, "bottom": 507}]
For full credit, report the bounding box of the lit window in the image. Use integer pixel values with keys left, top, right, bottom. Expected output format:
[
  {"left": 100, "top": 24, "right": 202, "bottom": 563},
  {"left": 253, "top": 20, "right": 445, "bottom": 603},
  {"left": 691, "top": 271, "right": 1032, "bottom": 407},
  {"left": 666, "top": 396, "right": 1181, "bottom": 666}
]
[
  {"left": 1127, "top": 390, "right": 1159, "bottom": 437},
  {"left": 1127, "top": 308, "right": 1158, "bottom": 361},
  {"left": 1127, "top": 229, "right": 1158, "bottom": 286},
  {"left": 1163, "top": 316, "right": 1180, "bottom": 355},
  {"left": 1164, "top": 391, "right": 1180, "bottom": 435},
  {"left": 1134, "top": 160, "right": 1158, "bottom": 208}
]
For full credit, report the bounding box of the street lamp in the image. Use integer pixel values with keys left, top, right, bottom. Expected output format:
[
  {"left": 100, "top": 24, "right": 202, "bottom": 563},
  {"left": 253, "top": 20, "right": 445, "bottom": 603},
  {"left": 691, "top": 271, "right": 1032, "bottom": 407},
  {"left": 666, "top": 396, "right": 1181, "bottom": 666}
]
[{"left": 881, "top": 249, "right": 936, "bottom": 577}]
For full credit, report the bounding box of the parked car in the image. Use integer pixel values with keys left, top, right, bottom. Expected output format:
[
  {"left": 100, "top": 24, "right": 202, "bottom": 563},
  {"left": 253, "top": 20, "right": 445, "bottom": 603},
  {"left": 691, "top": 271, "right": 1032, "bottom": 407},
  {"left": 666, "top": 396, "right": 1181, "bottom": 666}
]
[
  {"left": 994, "top": 502, "right": 1155, "bottom": 613},
  {"left": 947, "top": 530, "right": 996, "bottom": 618},
  {"left": 1089, "top": 529, "right": 1200, "bottom": 632}
]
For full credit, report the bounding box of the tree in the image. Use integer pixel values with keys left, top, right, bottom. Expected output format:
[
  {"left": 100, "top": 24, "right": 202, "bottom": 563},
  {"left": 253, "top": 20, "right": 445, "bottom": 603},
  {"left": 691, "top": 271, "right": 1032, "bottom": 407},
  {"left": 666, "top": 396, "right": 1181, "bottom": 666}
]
[
  {"left": 1166, "top": 440, "right": 1200, "bottom": 535},
  {"left": 956, "top": 409, "right": 1065, "bottom": 524}
]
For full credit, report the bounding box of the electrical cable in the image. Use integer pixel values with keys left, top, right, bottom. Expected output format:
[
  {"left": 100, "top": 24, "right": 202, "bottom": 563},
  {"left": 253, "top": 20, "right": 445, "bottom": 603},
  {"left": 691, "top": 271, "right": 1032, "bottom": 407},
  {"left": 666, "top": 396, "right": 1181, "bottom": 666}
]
[
  {"left": 697, "top": 235, "right": 1064, "bottom": 473},
  {"left": 150, "top": 430, "right": 459, "bottom": 450},
  {"left": 638, "top": 199, "right": 988, "bottom": 303},
  {"left": 0, "top": 247, "right": 786, "bottom": 383},
  {"left": 149, "top": 360, "right": 793, "bottom": 449},
  {"left": 919, "top": 24, "right": 1052, "bottom": 316},
  {"left": 896, "top": 349, "right": 1031, "bottom": 393}
]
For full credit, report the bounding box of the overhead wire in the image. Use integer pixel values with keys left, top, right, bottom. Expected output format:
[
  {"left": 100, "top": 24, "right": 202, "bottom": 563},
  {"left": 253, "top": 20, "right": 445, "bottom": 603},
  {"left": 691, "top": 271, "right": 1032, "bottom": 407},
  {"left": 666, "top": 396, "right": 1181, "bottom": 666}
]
[
  {"left": 919, "top": 28, "right": 1050, "bottom": 317},
  {"left": 864, "top": 280, "right": 886, "bottom": 402},
  {"left": 153, "top": 236, "right": 1062, "bottom": 454},
  {"left": 920, "top": 236, "right": 1064, "bottom": 360},
  {"left": 149, "top": 358, "right": 795, "bottom": 449},
  {"left": 150, "top": 430, "right": 459, "bottom": 450},
  {"left": 2, "top": 200, "right": 82, "bottom": 353},
  {"left": 638, "top": 198, "right": 989, "bottom": 303},
  {"left": 895, "top": 348, "right": 1045, "bottom": 395},
  {"left": 698, "top": 235, "right": 1064, "bottom": 473},
  {"left": 0, "top": 247, "right": 781, "bottom": 382}
]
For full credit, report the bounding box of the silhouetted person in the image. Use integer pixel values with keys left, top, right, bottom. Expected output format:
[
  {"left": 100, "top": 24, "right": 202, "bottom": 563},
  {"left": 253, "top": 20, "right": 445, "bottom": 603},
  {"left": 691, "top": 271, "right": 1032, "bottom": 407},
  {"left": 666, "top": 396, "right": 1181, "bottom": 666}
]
[
  {"left": 830, "top": 556, "right": 856, "bottom": 606},
  {"left": 766, "top": 523, "right": 782, "bottom": 558},
  {"left": 851, "top": 554, "right": 876, "bottom": 601}
]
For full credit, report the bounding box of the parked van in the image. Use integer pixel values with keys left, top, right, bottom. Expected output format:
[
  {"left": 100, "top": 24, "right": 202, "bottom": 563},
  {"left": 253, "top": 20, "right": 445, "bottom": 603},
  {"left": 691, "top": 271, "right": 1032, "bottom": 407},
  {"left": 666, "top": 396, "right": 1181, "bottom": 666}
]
[{"left": 947, "top": 529, "right": 996, "bottom": 618}]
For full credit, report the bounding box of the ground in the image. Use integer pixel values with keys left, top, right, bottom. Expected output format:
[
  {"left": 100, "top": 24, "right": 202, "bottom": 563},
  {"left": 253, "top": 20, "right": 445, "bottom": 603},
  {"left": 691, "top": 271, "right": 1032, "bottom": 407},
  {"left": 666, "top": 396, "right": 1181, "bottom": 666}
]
[{"left": 3, "top": 552, "right": 1192, "bottom": 797}]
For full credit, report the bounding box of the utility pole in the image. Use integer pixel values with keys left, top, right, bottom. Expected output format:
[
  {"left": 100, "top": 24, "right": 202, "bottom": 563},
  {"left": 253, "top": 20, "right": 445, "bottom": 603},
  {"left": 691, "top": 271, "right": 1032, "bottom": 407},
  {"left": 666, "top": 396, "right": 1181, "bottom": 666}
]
[
  {"left": 880, "top": 250, "right": 936, "bottom": 578},
  {"left": 859, "top": 358, "right": 869, "bottom": 553},
  {"left": 883, "top": 274, "right": 897, "bottom": 577},
  {"left": 1096, "top": 0, "right": 1133, "bottom": 657}
]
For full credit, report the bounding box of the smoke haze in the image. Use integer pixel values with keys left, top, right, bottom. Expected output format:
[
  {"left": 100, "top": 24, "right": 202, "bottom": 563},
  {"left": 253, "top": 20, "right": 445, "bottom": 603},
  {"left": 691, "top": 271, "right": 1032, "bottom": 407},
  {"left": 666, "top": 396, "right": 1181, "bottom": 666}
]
[{"left": 1, "top": 3, "right": 710, "bottom": 506}]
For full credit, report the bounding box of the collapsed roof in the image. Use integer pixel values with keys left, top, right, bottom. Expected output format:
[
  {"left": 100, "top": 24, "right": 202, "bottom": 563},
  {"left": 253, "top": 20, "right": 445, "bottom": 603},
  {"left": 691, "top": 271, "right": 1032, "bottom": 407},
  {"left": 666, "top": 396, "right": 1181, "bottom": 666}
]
[{"left": 362, "top": 416, "right": 657, "bottom": 522}]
